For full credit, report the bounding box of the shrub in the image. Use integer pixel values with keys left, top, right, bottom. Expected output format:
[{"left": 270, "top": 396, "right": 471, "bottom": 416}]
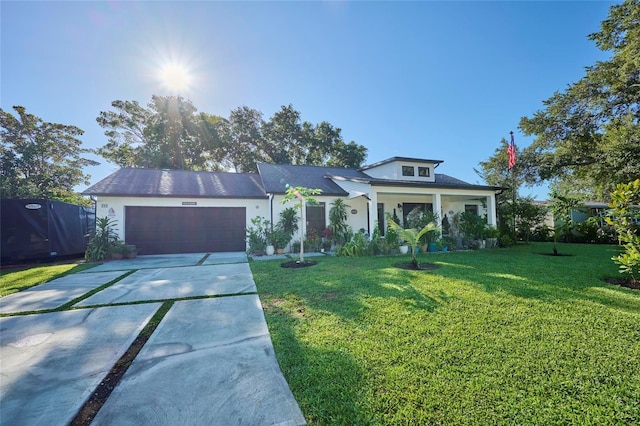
[
  {"left": 328, "top": 199, "right": 350, "bottom": 246},
  {"left": 85, "top": 217, "right": 120, "bottom": 261},
  {"left": 606, "top": 179, "right": 640, "bottom": 283},
  {"left": 246, "top": 216, "right": 270, "bottom": 253}
]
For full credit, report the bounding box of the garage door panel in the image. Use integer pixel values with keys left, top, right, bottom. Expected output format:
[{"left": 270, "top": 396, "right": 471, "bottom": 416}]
[{"left": 125, "top": 207, "right": 246, "bottom": 254}]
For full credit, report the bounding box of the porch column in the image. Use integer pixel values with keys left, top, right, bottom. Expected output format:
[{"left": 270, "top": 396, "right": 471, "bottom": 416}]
[
  {"left": 486, "top": 193, "right": 497, "bottom": 226},
  {"left": 368, "top": 191, "right": 377, "bottom": 240},
  {"left": 433, "top": 192, "right": 442, "bottom": 225}
]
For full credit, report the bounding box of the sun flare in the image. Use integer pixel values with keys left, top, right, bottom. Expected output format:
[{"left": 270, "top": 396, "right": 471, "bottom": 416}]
[{"left": 158, "top": 63, "right": 192, "bottom": 93}]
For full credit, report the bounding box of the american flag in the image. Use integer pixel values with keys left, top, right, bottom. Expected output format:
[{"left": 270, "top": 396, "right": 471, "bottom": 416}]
[{"left": 507, "top": 132, "right": 516, "bottom": 169}]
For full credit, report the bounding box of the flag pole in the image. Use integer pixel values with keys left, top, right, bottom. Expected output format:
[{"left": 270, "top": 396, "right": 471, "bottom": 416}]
[{"left": 509, "top": 131, "right": 517, "bottom": 242}]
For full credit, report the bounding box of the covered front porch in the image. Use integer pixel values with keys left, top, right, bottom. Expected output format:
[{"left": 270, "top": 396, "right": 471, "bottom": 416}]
[{"left": 365, "top": 187, "right": 498, "bottom": 236}]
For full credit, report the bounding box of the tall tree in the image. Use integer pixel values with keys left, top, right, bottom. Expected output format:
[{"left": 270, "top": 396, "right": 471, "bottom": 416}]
[
  {"left": 262, "top": 105, "right": 368, "bottom": 169},
  {"left": 97, "top": 98, "right": 367, "bottom": 173},
  {"left": 217, "top": 106, "right": 268, "bottom": 173},
  {"left": 519, "top": 0, "right": 640, "bottom": 200},
  {"left": 0, "top": 106, "right": 97, "bottom": 203},
  {"left": 96, "top": 95, "right": 224, "bottom": 170},
  {"left": 262, "top": 104, "right": 307, "bottom": 164}
]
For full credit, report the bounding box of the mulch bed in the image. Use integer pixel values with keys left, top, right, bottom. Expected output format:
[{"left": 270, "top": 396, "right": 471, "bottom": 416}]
[
  {"left": 604, "top": 277, "right": 640, "bottom": 291},
  {"left": 281, "top": 260, "right": 318, "bottom": 269},
  {"left": 394, "top": 262, "right": 440, "bottom": 271}
]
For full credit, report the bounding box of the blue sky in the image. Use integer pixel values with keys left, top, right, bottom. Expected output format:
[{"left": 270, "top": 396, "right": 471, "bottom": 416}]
[{"left": 1, "top": 1, "right": 615, "bottom": 199}]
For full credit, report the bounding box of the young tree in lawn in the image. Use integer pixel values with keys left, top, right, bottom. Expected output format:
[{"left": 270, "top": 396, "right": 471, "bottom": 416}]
[
  {"left": 387, "top": 216, "right": 439, "bottom": 268},
  {"left": 281, "top": 186, "right": 322, "bottom": 263},
  {"left": 0, "top": 106, "right": 97, "bottom": 204}
]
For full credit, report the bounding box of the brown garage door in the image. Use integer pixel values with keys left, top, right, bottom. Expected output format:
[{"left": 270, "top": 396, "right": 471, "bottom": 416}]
[{"left": 125, "top": 207, "right": 246, "bottom": 254}]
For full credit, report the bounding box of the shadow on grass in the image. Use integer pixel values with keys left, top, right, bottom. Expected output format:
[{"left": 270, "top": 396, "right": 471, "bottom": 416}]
[
  {"left": 263, "top": 304, "right": 372, "bottom": 424},
  {"left": 432, "top": 242, "right": 640, "bottom": 314},
  {"left": 255, "top": 256, "right": 446, "bottom": 324}
]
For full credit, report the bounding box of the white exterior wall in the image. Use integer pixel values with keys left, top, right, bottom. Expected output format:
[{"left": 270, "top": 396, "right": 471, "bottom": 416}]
[
  {"left": 270, "top": 194, "right": 371, "bottom": 235},
  {"left": 365, "top": 161, "right": 436, "bottom": 183},
  {"left": 93, "top": 196, "right": 269, "bottom": 241},
  {"left": 93, "top": 181, "right": 496, "bottom": 247}
]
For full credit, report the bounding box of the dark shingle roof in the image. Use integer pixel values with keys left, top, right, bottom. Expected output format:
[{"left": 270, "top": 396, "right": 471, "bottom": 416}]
[
  {"left": 257, "top": 163, "right": 372, "bottom": 195},
  {"left": 82, "top": 168, "right": 268, "bottom": 198},
  {"left": 367, "top": 173, "right": 499, "bottom": 191}
]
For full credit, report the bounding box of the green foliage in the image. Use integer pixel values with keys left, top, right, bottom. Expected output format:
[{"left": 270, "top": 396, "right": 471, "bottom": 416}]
[
  {"left": 607, "top": 178, "right": 640, "bottom": 282},
  {"left": 99, "top": 99, "right": 368, "bottom": 173},
  {"left": 0, "top": 262, "right": 96, "bottom": 297},
  {"left": 246, "top": 216, "right": 271, "bottom": 253},
  {"left": 261, "top": 105, "right": 367, "bottom": 170},
  {"left": 514, "top": 197, "right": 548, "bottom": 243},
  {"left": 384, "top": 224, "right": 399, "bottom": 250},
  {"left": 387, "top": 215, "right": 439, "bottom": 267},
  {"left": 336, "top": 231, "right": 368, "bottom": 257},
  {"left": 328, "top": 199, "right": 350, "bottom": 246},
  {"left": 574, "top": 217, "right": 617, "bottom": 244},
  {"left": 531, "top": 225, "right": 554, "bottom": 242},
  {"left": 97, "top": 96, "right": 225, "bottom": 170},
  {"left": 459, "top": 211, "right": 486, "bottom": 241},
  {"left": 85, "top": 217, "right": 121, "bottom": 261},
  {"left": 0, "top": 105, "right": 98, "bottom": 202},
  {"left": 282, "top": 186, "right": 322, "bottom": 261},
  {"left": 405, "top": 207, "right": 440, "bottom": 243},
  {"left": 278, "top": 207, "right": 299, "bottom": 240},
  {"left": 475, "top": 137, "right": 525, "bottom": 202},
  {"left": 549, "top": 188, "right": 581, "bottom": 243},
  {"left": 518, "top": 1, "right": 640, "bottom": 200}
]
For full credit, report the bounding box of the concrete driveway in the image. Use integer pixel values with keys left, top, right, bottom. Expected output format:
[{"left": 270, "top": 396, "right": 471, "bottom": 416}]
[{"left": 0, "top": 253, "right": 306, "bottom": 425}]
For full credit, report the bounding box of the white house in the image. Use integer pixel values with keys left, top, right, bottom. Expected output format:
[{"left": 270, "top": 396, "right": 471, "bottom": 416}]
[{"left": 82, "top": 157, "right": 500, "bottom": 254}]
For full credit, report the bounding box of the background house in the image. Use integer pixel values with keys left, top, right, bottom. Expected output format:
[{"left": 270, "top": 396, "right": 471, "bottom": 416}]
[{"left": 83, "top": 157, "right": 500, "bottom": 254}]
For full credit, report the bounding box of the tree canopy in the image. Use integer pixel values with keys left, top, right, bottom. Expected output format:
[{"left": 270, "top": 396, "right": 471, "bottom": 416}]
[
  {"left": 96, "top": 96, "right": 225, "bottom": 170},
  {"left": 0, "top": 106, "right": 97, "bottom": 204},
  {"left": 97, "top": 99, "right": 368, "bottom": 173},
  {"left": 518, "top": 0, "right": 640, "bottom": 200}
]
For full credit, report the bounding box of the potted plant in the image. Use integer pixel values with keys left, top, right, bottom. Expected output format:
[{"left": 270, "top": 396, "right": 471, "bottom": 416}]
[
  {"left": 265, "top": 243, "right": 275, "bottom": 256},
  {"left": 271, "top": 229, "right": 290, "bottom": 254},
  {"left": 109, "top": 241, "right": 127, "bottom": 260},
  {"left": 125, "top": 244, "right": 138, "bottom": 258},
  {"left": 485, "top": 225, "right": 499, "bottom": 248}
]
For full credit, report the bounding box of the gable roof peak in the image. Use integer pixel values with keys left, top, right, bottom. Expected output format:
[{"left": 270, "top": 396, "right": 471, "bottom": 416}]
[{"left": 360, "top": 156, "right": 444, "bottom": 170}]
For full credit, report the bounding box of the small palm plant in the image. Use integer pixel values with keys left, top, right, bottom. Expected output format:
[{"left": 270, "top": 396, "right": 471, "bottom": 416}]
[{"left": 387, "top": 217, "right": 439, "bottom": 268}]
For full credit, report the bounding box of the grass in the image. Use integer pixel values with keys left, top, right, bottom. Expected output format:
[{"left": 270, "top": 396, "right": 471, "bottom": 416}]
[
  {"left": 0, "top": 261, "right": 97, "bottom": 297},
  {"left": 251, "top": 242, "right": 640, "bottom": 425}
]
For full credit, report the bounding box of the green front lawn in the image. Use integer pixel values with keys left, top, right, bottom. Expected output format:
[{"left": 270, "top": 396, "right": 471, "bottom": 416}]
[
  {"left": 0, "top": 261, "right": 96, "bottom": 297},
  {"left": 251, "top": 243, "right": 640, "bottom": 425}
]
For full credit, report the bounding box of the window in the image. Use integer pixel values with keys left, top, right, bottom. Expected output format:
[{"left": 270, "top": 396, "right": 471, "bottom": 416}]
[
  {"left": 306, "top": 202, "right": 326, "bottom": 234},
  {"left": 402, "top": 166, "right": 415, "bottom": 177},
  {"left": 418, "top": 167, "right": 430, "bottom": 177},
  {"left": 465, "top": 204, "right": 479, "bottom": 215}
]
